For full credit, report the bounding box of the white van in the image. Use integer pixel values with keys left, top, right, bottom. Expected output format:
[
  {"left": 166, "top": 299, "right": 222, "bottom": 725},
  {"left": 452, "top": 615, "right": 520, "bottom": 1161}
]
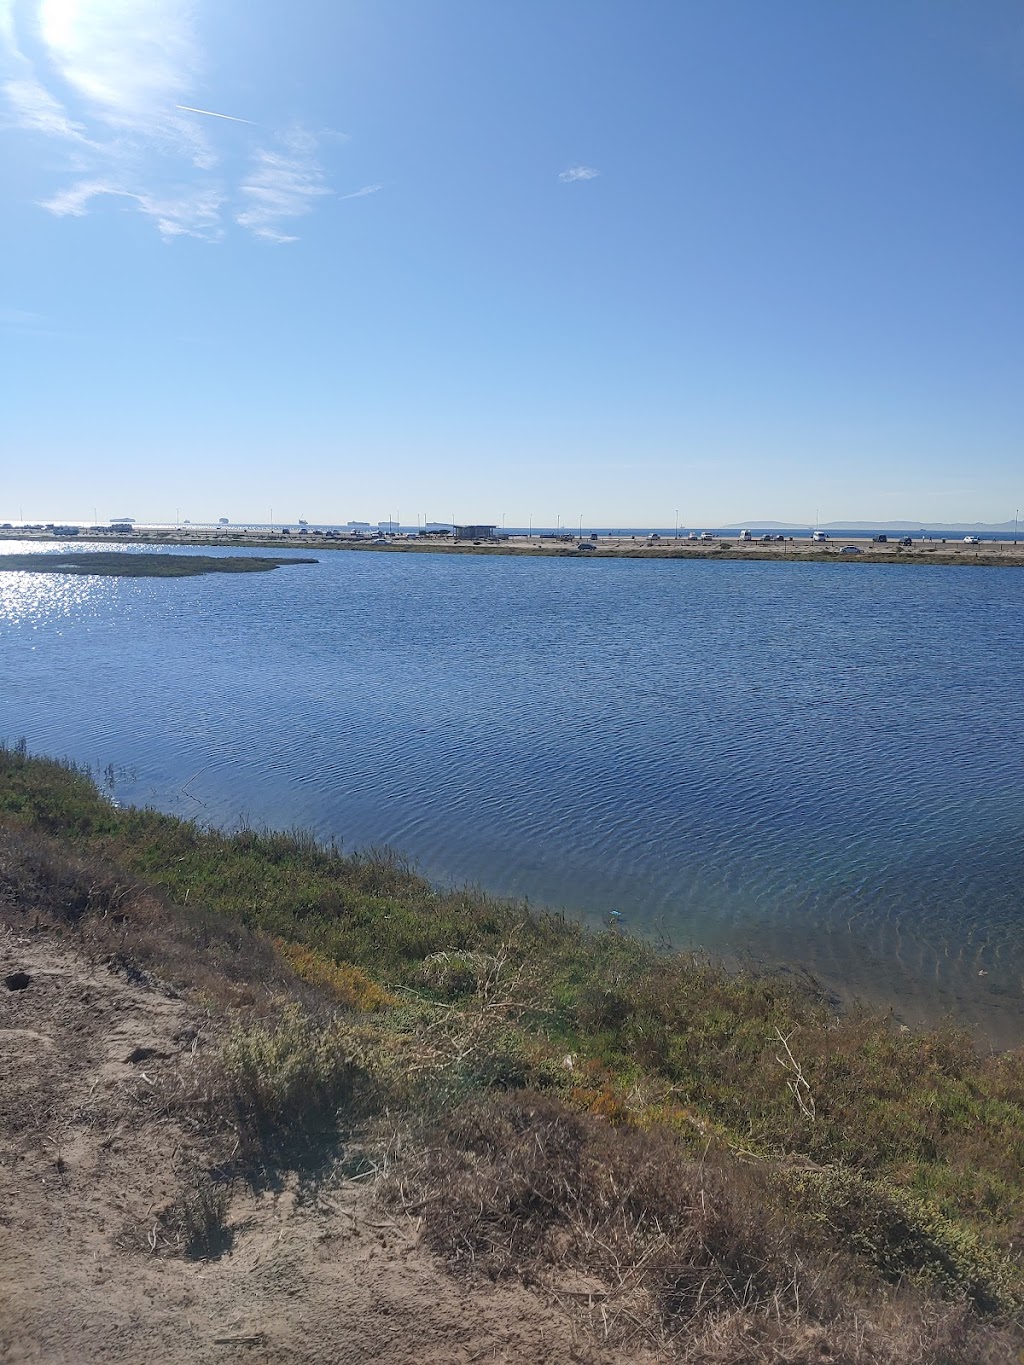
[
  {"left": 738, "top": 529, "right": 752, "bottom": 542},
  {"left": 811, "top": 530, "right": 828, "bottom": 543}
]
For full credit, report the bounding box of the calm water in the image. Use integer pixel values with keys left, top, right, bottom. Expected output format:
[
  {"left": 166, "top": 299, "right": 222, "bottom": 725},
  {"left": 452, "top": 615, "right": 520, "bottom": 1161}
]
[{"left": 2, "top": 542, "right": 1022, "bottom": 1041}]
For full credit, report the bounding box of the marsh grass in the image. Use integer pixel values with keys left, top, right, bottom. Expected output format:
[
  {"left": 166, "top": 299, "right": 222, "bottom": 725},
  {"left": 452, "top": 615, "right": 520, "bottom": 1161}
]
[{"left": 0, "top": 552, "right": 317, "bottom": 577}]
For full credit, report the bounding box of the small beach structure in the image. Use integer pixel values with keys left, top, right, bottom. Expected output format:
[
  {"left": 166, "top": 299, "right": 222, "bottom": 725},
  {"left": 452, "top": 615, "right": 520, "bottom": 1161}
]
[{"left": 455, "top": 524, "right": 500, "bottom": 540}]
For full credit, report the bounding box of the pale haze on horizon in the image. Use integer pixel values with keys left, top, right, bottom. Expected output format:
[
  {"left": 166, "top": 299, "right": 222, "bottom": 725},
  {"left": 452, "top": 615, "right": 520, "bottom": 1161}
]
[{"left": 2, "top": 1, "right": 1022, "bottom": 527}]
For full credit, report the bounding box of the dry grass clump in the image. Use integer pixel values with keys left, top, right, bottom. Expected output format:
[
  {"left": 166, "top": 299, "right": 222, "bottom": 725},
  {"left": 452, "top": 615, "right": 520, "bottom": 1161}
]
[
  {"left": 154, "top": 1174, "right": 233, "bottom": 1260},
  {"left": 219, "top": 1007, "right": 377, "bottom": 1150},
  {"left": 387, "top": 1092, "right": 1024, "bottom": 1363}
]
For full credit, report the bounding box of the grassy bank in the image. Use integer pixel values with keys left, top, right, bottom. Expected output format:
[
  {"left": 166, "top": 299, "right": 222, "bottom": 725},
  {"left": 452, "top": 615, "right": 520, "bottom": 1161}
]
[
  {"left": 0, "top": 552, "right": 319, "bottom": 576},
  {"left": 2, "top": 742, "right": 1022, "bottom": 1357}
]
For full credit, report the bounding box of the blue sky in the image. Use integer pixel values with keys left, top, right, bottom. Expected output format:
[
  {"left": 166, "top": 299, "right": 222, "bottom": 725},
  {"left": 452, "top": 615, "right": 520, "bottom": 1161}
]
[{"left": 2, "top": 1, "right": 1022, "bottom": 526}]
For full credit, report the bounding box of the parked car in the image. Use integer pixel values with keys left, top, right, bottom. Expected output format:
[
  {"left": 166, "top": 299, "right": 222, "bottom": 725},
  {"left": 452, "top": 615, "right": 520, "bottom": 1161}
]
[
  {"left": 811, "top": 530, "right": 828, "bottom": 543},
  {"left": 898, "top": 536, "right": 912, "bottom": 547},
  {"left": 872, "top": 534, "right": 888, "bottom": 543},
  {"left": 840, "top": 545, "right": 862, "bottom": 554},
  {"left": 698, "top": 531, "right": 715, "bottom": 542},
  {"left": 964, "top": 535, "right": 981, "bottom": 544},
  {"left": 738, "top": 529, "right": 752, "bottom": 542},
  {"left": 774, "top": 534, "right": 786, "bottom": 542}
]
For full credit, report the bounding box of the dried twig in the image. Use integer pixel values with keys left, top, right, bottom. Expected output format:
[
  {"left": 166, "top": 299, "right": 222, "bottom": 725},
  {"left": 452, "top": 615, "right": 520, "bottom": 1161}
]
[{"left": 773, "top": 1027, "right": 816, "bottom": 1121}]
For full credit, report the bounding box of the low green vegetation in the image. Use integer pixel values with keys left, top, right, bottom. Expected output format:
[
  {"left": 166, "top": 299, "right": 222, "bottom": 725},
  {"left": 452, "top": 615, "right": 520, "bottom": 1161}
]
[
  {"left": 2, "top": 741, "right": 1023, "bottom": 1355},
  {"left": 0, "top": 552, "right": 317, "bottom": 576}
]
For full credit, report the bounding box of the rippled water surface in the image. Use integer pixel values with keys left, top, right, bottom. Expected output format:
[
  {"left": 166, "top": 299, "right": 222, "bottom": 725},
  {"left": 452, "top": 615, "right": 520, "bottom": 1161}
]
[{"left": 2, "top": 542, "right": 1022, "bottom": 1039}]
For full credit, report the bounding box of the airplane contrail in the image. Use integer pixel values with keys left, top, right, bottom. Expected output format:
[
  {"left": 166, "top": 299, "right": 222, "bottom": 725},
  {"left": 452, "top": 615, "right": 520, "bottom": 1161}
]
[{"left": 175, "top": 104, "right": 254, "bottom": 125}]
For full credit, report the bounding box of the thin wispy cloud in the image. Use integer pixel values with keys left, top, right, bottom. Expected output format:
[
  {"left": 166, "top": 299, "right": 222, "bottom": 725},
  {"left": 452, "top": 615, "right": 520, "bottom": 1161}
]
[
  {"left": 339, "top": 183, "right": 382, "bottom": 201},
  {"left": 558, "top": 164, "right": 600, "bottom": 182},
  {"left": 0, "top": 0, "right": 18, "bottom": 52},
  {"left": 41, "top": 180, "right": 224, "bottom": 241},
  {"left": 3, "top": 76, "right": 90, "bottom": 142},
  {"left": 236, "top": 129, "right": 331, "bottom": 243},
  {"left": 39, "top": 0, "right": 204, "bottom": 144},
  {"left": 0, "top": 304, "right": 74, "bottom": 340},
  {"left": 1, "top": 1, "right": 352, "bottom": 242},
  {"left": 0, "top": 307, "right": 47, "bottom": 327}
]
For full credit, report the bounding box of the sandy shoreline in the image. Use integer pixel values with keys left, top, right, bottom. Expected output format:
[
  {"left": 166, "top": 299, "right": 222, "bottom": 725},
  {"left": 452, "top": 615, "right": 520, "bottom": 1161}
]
[{"left": 3, "top": 525, "right": 1023, "bottom": 568}]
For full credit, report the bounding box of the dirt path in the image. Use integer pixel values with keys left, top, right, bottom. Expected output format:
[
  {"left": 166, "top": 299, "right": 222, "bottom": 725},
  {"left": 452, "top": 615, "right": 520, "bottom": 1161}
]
[{"left": 0, "top": 925, "right": 650, "bottom": 1364}]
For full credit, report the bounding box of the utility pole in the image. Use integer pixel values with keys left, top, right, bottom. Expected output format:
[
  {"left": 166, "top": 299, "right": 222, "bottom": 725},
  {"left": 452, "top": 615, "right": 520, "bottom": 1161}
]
[{"left": 1015, "top": 508, "right": 1019, "bottom": 545}]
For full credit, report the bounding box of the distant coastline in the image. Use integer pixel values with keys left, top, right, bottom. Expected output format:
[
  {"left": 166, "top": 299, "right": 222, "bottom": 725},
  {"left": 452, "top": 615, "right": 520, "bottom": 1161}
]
[{"left": 2, "top": 525, "right": 1022, "bottom": 569}]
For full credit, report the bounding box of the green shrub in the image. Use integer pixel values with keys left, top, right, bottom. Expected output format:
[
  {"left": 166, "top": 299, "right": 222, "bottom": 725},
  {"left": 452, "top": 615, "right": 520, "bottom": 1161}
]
[
  {"left": 794, "top": 1166, "right": 1022, "bottom": 1313},
  {"left": 220, "top": 1008, "right": 370, "bottom": 1140}
]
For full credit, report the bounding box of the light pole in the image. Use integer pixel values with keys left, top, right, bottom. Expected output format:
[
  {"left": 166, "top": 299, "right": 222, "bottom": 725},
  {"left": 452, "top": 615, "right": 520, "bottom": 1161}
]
[{"left": 1015, "top": 508, "right": 1019, "bottom": 545}]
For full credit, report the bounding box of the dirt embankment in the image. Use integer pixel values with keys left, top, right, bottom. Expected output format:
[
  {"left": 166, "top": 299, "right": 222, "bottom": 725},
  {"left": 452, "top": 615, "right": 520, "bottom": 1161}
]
[{"left": 0, "top": 924, "right": 637, "bottom": 1365}]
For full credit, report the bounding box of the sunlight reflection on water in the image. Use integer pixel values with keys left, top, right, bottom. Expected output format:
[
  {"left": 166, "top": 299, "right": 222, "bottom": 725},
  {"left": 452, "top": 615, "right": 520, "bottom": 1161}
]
[{"left": 0, "top": 565, "right": 102, "bottom": 626}]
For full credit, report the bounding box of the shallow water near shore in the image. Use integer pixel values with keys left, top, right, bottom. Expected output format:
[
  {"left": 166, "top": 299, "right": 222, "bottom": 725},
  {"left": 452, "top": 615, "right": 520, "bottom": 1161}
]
[{"left": 2, "top": 541, "right": 1022, "bottom": 1042}]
